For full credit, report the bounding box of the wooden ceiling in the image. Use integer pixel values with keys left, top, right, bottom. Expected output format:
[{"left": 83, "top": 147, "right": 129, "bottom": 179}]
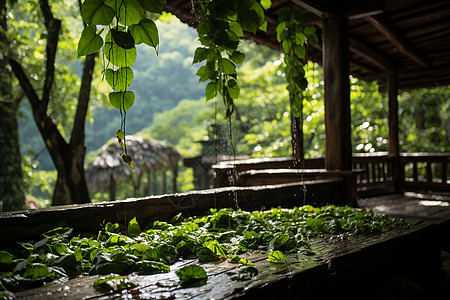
[{"left": 164, "top": 0, "right": 450, "bottom": 91}]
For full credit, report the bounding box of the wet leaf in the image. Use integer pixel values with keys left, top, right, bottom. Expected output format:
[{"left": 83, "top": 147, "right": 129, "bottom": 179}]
[
  {"left": 93, "top": 274, "right": 137, "bottom": 293},
  {"left": 127, "top": 217, "right": 141, "bottom": 237},
  {"left": 268, "top": 250, "right": 288, "bottom": 264},
  {"left": 176, "top": 264, "right": 207, "bottom": 287}
]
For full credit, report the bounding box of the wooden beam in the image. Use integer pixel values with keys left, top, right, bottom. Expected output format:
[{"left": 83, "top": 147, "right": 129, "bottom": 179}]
[
  {"left": 349, "top": 36, "right": 394, "bottom": 73},
  {"left": 290, "top": 0, "right": 335, "bottom": 18},
  {"left": 366, "top": 14, "right": 431, "bottom": 68},
  {"left": 346, "top": 0, "right": 384, "bottom": 19}
]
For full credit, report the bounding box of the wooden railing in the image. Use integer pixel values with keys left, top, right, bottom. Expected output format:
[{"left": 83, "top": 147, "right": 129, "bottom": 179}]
[
  {"left": 399, "top": 153, "right": 449, "bottom": 192},
  {"left": 213, "top": 152, "right": 449, "bottom": 196}
]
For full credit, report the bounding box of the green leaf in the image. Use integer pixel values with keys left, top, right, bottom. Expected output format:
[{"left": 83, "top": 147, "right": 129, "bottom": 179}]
[
  {"left": 230, "top": 51, "right": 245, "bottom": 65},
  {"left": 219, "top": 58, "right": 236, "bottom": 75},
  {"left": 77, "top": 25, "right": 103, "bottom": 58},
  {"left": 115, "top": 129, "right": 125, "bottom": 140},
  {"left": 109, "top": 91, "right": 135, "bottom": 111},
  {"left": 205, "top": 81, "right": 217, "bottom": 100},
  {"left": 295, "top": 32, "right": 306, "bottom": 45},
  {"left": 81, "top": 0, "right": 115, "bottom": 25},
  {"left": 93, "top": 274, "right": 137, "bottom": 293},
  {"left": 0, "top": 251, "right": 14, "bottom": 264},
  {"left": 268, "top": 250, "right": 288, "bottom": 264},
  {"left": 129, "top": 18, "right": 159, "bottom": 49},
  {"left": 111, "top": 28, "right": 135, "bottom": 49},
  {"left": 138, "top": 0, "right": 166, "bottom": 13},
  {"left": 127, "top": 217, "right": 141, "bottom": 237},
  {"left": 104, "top": 30, "right": 137, "bottom": 67},
  {"left": 105, "top": 67, "right": 134, "bottom": 91},
  {"left": 23, "top": 263, "right": 49, "bottom": 279},
  {"left": 196, "top": 247, "right": 220, "bottom": 263},
  {"left": 43, "top": 227, "right": 73, "bottom": 239},
  {"left": 176, "top": 264, "right": 207, "bottom": 287},
  {"left": 226, "top": 84, "right": 240, "bottom": 99},
  {"left": 294, "top": 45, "right": 306, "bottom": 59},
  {"left": 269, "top": 233, "right": 290, "bottom": 249},
  {"left": 229, "top": 22, "right": 243, "bottom": 38},
  {"left": 203, "top": 240, "right": 227, "bottom": 258},
  {"left": 136, "top": 260, "right": 170, "bottom": 274},
  {"left": 260, "top": 0, "right": 272, "bottom": 9},
  {"left": 193, "top": 47, "right": 209, "bottom": 64},
  {"left": 105, "top": 0, "right": 144, "bottom": 26}
]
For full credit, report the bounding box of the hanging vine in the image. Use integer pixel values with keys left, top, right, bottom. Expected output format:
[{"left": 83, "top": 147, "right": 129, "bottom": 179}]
[
  {"left": 191, "top": 0, "right": 271, "bottom": 118},
  {"left": 77, "top": 0, "right": 164, "bottom": 168},
  {"left": 76, "top": 0, "right": 318, "bottom": 169},
  {"left": 276, "top": 7, "right": 318, "bottom": 118}
]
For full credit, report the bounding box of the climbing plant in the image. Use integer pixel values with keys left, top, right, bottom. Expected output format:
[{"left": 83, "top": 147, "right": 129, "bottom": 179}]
[
  {"left": 276, "top": 7, "right": 318, "bottom": 117},
  {"left": 191, "top": 0, "right": 271, "bottom": 118},
  {"left": 77, "top": 0, "right": 165, "bottom": 168},
  {"left": 77, "top": 0, "right": 272, "bottom": 167}
]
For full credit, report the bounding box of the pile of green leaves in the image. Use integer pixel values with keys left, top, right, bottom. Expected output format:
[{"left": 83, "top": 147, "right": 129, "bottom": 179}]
[{"left": 0, "top": 205, "right": 407, "bottom": 295}]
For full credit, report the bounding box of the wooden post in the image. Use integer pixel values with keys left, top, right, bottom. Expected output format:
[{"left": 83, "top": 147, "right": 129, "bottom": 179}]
[
  {"left": 323, "top": 15, "right": 355, "bottom": 204},
  {"left": 388, "top": 71, "right": 400, "bottom": 191},
  {"left": 323, "top": 15, "right": 352, "bottom": 171}
]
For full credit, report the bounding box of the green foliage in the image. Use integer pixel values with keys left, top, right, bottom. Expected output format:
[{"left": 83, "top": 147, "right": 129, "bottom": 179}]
[
  {"left": 175, "top": 264, "right": 207, "bottom": 287},
  {"left": 192, "top": 0, "right": 271, "bottom": 118},
  {"left": 268, "top": 250, "right": 288, "bottom": 264},
  {"left": 276, "top": 7, "right": 318, "bottom": 118},
  {"left": 78, "top": 0, "right": 166, "bottom": 166},
  {"left": 93, "top": 274, "right": 137, "bottom": 293},
  {"left": 0, "top": 205, "right": 407, "bottom": 295}
]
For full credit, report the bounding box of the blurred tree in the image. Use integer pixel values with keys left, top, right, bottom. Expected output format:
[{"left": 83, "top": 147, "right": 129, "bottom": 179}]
[
  {"left": 0, "top": 0, "right": 25, "bottom": 211},
  {"left": 7, "top": 0, "right": 96, "bottom": 206}
]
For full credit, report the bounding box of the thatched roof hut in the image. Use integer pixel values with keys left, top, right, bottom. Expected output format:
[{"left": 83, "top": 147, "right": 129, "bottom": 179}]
[{"left": 86, "top": 136, "right": 180, "bottom": 200}]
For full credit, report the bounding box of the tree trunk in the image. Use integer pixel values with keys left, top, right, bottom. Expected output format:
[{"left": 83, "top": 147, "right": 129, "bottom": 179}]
[
  {"left": 9, "top": 0, "right": 95, "bottom": 206},
  {"left": 0, "top": 0, "right": 25, "bottom": 211}
]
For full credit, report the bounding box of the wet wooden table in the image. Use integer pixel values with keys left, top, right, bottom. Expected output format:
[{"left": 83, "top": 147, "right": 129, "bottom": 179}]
[{"left": 15, "top": 212, "right": 450, "bottom": 299}]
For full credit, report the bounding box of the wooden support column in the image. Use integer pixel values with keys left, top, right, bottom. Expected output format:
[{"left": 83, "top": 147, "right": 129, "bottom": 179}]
[
  {"left": 388, "top": 71, "right": 400, "bottom": 190},
  {"left": 323, "top": 15, "right": 352, "bottom": 171},
  {"left": 323, "top": 15, "right": 355, "bottom": 205}
]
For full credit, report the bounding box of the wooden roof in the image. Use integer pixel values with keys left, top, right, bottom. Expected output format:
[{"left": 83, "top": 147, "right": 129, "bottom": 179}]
[{"left": 164, "top": 0, "right": 450, "bottom": 91}]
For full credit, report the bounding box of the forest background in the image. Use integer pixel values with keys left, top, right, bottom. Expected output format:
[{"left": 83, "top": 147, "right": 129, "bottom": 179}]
[{"left": 7, "top": 0, "right": 449, "bottom": 207}]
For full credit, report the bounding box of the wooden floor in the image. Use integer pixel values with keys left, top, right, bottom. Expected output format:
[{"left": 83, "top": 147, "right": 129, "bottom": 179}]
[{"left": 358, "top": 192, "right": 450, "bottom": 222}]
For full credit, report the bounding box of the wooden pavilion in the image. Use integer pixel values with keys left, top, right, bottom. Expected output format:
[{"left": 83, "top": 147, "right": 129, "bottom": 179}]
[{"left": 166, "top": 0, "right": 450, "bottom": 202}]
